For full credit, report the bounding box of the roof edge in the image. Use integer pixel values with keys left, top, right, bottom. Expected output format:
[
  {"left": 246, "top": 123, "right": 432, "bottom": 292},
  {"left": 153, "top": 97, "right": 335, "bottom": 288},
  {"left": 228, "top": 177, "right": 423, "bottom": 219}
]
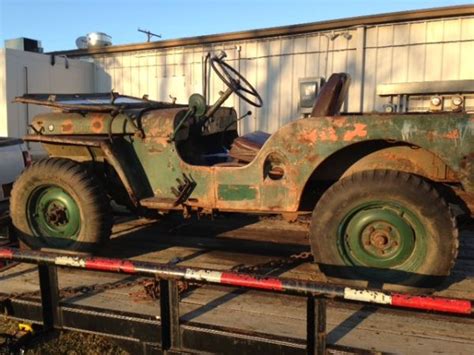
[{"left": 50, "top": 5, "right": 474, "bottom": 57}]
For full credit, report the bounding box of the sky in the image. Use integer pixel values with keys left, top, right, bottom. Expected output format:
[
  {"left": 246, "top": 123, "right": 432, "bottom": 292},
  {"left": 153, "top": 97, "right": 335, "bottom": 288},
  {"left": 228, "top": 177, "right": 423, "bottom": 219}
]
[{"left": 0, "top": 0, "right": 471, "bottom": 52}]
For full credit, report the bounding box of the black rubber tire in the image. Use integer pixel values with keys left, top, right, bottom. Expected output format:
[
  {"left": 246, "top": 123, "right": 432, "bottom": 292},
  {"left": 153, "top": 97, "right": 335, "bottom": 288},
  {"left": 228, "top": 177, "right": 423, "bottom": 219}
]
[
  {"left": 10, "top": 158, "right": 113, "bottom": 253},
  {"left": 310, "top": 170, "right": 458, "bottom": 291}
]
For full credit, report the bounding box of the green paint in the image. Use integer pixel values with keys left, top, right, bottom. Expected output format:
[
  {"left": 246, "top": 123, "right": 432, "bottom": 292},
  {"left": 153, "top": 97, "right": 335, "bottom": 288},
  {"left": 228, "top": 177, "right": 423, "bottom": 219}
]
[
  {"left": 28, "top": 104, "right": 474, "bottom": 213},
  {"left": 218, "top": 185, "right": 257, "bottom": 201},
  {"left": 337, "top": 201, "right": 426, "bottom": 273},
  {"left": 27, "top": 185, "right": 81, "bottom": 248},
  {"left": 33, "top": 112, "right": 135, "bottom": 135}
]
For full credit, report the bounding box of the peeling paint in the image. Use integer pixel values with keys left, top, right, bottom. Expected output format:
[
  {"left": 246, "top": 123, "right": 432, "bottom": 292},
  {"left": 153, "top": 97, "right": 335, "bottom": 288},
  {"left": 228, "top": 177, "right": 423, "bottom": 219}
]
[
  {"left": 299, "top": 129, "right": 318, "bottom": 144},
  {"left": 61, "top": 120, "right": 74, "bottom": 134},
  {"left": 444, "top": 129, "right": 460, "bottom": 140},
  {"left": 343, "top": 123, "right": 368, "bottom": 141},
  {"left": 23, "top": 105, "right": 474, "bottom": 216},
  {"left": 55, "top": 256, "right": 86, "bottom": 268},
  {"left": 91, "top": 116, "right": 105, "bottom": 133},
  {"left": 185, "top": 269, "right": 222, "bottom": 283},
  {"left": 344, "top": 287, "right": 392, "bottom": 304},
  {"left": 319, "top": 127, "right": 338, "bottom": 141},
  {"left": 332, "top": 117, "right": 348, "bottom": 127},
  {"left": 401, "top": 121, "right": 415, "bottom": 141}
]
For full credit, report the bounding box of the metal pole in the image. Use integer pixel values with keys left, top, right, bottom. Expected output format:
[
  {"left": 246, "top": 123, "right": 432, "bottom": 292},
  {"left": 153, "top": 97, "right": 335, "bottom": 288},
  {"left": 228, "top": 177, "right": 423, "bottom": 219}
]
[
  {"left": 38, "top": 265, "right": 62, "bottom": 330},
  {"left": 307, "top": 296, "right": 326, "bottom": 355},
  {"left": 204, "top": 87, "right": 234, "bottom": 118},
  {"left": 159, "top": 280, "right": 181, "bottom": 352}
]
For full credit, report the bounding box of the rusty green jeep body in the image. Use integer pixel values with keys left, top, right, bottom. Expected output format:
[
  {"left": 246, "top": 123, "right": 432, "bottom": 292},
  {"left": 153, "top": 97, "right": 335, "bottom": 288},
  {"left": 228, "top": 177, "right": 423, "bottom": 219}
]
[
  {"left": 11, "top": 54, "right": 474, "bottom": 290},
  {"left": 23, "top": 106, "right": 474, "bottom": 214}
]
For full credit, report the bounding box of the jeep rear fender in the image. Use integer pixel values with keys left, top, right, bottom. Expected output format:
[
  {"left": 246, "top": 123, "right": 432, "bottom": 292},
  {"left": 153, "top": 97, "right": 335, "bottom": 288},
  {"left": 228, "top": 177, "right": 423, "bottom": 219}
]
[{"left": 23, "top": 135, "right": 150, "bottom": 208}]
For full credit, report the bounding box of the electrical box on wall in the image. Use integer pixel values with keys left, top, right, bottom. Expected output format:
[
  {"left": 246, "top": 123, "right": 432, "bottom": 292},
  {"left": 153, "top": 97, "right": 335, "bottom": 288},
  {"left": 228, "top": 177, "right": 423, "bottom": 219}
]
[{"left": 299, "top": 77, "right": 324, "bottom": 115}]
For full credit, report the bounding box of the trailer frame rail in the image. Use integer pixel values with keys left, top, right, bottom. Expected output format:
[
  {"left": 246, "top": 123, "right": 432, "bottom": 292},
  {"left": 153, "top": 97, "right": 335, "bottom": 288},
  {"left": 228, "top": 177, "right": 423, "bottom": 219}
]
[{"left": 0, "top": 247, "right": 473, "bottom": 354}]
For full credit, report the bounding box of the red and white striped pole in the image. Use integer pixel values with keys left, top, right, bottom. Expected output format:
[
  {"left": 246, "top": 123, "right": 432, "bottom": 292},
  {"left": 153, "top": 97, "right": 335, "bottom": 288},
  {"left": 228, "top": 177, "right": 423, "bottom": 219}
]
[{"left": 0, "top": 247, "right": 471, "bottom": 315}]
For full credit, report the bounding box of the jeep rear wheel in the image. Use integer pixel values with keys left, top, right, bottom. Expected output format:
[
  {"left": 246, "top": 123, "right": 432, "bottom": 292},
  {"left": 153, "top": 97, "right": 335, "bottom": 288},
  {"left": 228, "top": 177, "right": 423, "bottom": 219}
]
[
  {"left": 310, "top": 170, "right": 458, "bottom": 291},
  {"left": 10, "top": 158, "right": 113, "bottom": 252}
]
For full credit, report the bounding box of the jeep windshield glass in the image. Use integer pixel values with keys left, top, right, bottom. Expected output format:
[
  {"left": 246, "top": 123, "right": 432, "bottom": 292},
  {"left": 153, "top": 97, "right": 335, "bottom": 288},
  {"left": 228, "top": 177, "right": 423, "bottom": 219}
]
[{"left": 14, "top": 93, "right": 176, "bottom": 112}]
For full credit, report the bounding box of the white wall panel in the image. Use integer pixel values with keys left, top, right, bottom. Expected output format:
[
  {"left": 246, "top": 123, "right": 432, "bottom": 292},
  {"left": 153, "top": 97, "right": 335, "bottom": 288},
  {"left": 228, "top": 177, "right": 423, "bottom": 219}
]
[
  {"left": 2, "top": 50, "right": 94, "bottom": 134},
  {"left": 0, "top": 49, "right": 94, "bottom": 155}
]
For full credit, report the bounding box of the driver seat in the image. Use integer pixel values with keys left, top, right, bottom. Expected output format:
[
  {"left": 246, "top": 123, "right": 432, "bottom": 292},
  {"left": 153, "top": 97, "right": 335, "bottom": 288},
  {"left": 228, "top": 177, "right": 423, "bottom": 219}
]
[{"left": 228, "top": 73, "right": 351, "bottom": 164}]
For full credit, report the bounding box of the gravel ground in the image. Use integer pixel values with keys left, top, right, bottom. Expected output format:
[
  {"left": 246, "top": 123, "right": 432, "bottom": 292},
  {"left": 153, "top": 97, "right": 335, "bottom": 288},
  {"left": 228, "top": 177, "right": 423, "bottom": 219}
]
[{"left": 0, "top": 317, "right": 129, "bottom": 354}]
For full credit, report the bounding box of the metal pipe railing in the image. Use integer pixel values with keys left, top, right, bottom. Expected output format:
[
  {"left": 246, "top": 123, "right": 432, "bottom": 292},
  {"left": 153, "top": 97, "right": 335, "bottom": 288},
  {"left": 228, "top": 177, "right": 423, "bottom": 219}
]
[
  {"left": 0, "top": 247, "right": 472, "bottom": 315},
  {"left": 1, "top": 247, "right": 473, "bottom": 354}
]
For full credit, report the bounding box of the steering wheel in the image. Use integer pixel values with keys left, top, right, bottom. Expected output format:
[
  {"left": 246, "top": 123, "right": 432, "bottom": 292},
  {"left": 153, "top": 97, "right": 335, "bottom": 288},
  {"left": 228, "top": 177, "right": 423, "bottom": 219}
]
[{"left": 210, "top": 53, "right": 263, "bottom": 107}]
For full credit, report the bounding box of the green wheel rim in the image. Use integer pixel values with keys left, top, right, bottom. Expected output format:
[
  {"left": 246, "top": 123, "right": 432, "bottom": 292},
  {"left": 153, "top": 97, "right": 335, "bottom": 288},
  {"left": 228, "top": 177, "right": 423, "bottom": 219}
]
[
  {"left": 27, "top": 185, "right": 81, "bottom": 248},
  {"left": 337, "top": 201, "right": 427, "bottom": 277}
]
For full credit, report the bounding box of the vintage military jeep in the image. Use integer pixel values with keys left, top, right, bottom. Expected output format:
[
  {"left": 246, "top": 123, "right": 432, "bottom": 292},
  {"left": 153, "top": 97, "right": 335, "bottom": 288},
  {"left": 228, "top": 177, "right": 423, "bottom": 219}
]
[{"left": 11, "top": 53, "right": 473, "bottom": 289}]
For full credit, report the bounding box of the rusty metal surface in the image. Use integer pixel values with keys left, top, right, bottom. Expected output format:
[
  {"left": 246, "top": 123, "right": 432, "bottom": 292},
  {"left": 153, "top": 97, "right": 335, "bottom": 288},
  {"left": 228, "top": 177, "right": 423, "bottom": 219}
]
[
  {"left": 24, "top": 135, "right": 105, "bottom": 147},
  {"left": 14, "top": 93, "right": 181, "bottom": 112},
  {"left": 24, "top": 108, "right": 474, "bottom": 215},
  {"left": 100, "top": 141, "right": 141, "bottom": 207},
  {"left": 28, "top": 112, "right": 137, "bottom": 136}
]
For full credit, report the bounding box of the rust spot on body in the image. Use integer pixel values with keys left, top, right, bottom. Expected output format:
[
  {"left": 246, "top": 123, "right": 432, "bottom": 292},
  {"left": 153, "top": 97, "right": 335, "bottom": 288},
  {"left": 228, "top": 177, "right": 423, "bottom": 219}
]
[
  {"left": 306, "top": 153, "right": 319, "bottom": 164},
  {"left": 148, "top": 145, "right": 166, "bottom": 154},
  {"left": 299, "top": 129, "right": 318, "bottom": 144},
  {"left": 298, "top": 127, "right": 338, "bottom": 144},
  {"left": 319, "top": 127, "right": 338, "bottom": 141},
  {"left": 61, "top": 120, "right": 74, "bottom": 134},
  {"left": 343, "top": 123, "right": 367, "bottom": 141},
  {"left": 91, "top": 117, "right": 105, "bottom": 133},
  {"left": 444, "top": 129, "right": 460, "bottom": 139},
  {"left": 332, "top": 117, "right": 348, "bottom": 127}
]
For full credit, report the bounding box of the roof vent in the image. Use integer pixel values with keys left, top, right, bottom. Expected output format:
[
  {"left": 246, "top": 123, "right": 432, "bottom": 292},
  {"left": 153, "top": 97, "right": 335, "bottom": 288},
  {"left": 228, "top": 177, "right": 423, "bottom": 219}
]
[{"left": 75, "top": 32, "right": 112, "bottom": 49}]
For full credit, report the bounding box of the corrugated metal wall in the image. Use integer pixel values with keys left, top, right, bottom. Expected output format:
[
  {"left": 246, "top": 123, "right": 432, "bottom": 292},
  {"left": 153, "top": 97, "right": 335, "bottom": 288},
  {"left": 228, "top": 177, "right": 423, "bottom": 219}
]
[
  {"left": 363, "top": 17, "right": 474, "bottom": 112},
  {"left": 89, "top": 15, "right": 474, "bottom": 134}
]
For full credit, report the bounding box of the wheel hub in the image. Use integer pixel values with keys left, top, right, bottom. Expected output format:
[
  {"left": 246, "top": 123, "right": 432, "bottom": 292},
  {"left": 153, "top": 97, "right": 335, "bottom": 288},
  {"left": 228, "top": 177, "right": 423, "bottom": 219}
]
[
  {"left": 27, "top": 185, "right": 81, "bottom": 246},
  {"left": 360, "top": 221, "right": 401, "bottom": 257},
  {"left": 338, "top": 202, "right": 426, "bottom": 270},
  {"left": 45, "top": 202, "right": 69, "bottom": 227},
  {"left": 371, "top": 233, "right": 389, "bottom": 249}
]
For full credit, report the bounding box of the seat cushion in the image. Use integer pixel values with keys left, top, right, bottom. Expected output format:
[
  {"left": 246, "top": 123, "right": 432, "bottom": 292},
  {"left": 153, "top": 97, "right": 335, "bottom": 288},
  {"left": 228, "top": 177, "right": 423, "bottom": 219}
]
[
  {"left": 311, "top": 73, "right": 351, "bottom": 117},
  {"left": 229, "top": 130, "right": 270, "bottom": 163}
]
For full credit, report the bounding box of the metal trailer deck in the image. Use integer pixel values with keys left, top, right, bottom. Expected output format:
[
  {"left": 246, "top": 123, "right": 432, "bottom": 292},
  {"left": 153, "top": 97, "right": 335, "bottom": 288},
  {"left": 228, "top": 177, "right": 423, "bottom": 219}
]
[{"left": 1, "top": 215, "right": 474, "bottom": 354}]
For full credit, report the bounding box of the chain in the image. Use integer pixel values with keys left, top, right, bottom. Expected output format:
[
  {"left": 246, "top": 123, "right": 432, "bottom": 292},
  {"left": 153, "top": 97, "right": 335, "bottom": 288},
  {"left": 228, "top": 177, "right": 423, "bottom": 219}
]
[
  {"left": 231, "top": 250, "right": 313, "bottom": 275},
  {"left": 1, "top": 250, "right": 313, "bottom": 303},
  {"left": 1, "top": 250, "right": 314, "bottom": 303},
  {"left": 132, "top": 251, "right": 313, "bottom": 302},
  {"left": 1, "top": 236, "right": 313, "bottom": 304}
]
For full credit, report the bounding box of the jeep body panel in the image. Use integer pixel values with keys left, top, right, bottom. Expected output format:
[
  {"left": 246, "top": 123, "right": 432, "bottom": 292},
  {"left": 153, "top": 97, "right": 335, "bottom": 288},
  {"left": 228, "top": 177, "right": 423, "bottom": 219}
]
[{"left": 26, "top": 110, "right": 474, "bottom": 214}]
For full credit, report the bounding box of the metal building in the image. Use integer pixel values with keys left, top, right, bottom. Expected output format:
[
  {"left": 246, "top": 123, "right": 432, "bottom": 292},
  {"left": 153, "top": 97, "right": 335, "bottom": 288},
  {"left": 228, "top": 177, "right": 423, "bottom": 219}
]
[
  {"left": 0, "top": 49, "right": 94, "bottom": 139},
  {"left": 2, "top": 5, "right": 474, "bottom": 140}
]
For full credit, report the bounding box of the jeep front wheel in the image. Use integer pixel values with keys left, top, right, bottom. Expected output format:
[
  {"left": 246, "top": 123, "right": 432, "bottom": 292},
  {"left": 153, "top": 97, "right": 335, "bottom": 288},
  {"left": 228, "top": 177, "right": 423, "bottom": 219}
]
[
  {"left": 310, "top": 170, "right": 458, "bottom": 290},
  {"left": 10, "top": 158, "right": 113, "bottom": 252}
]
